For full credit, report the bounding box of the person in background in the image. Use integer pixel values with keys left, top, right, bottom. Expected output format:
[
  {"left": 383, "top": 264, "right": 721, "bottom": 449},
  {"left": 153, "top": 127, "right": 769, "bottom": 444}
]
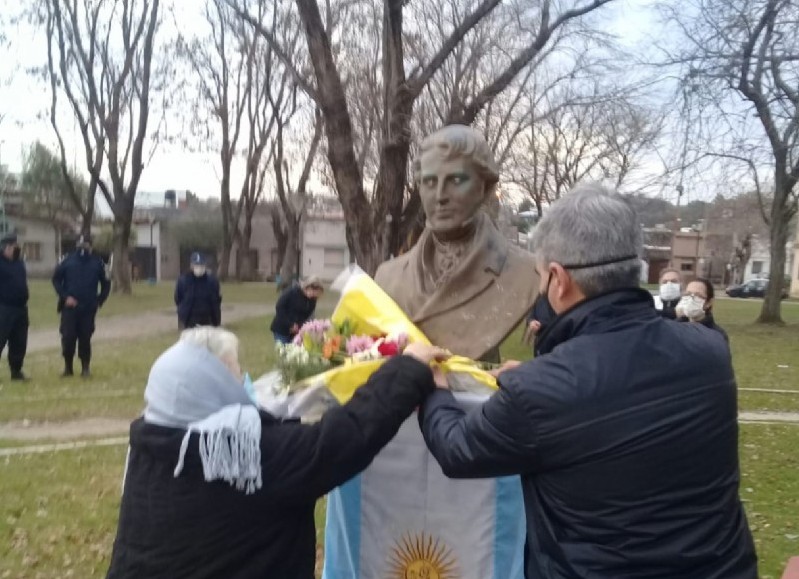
[
  {"left": 0, "top": 233, "right": 30, "bottom": 381},
  {"left": 174, "top": 252, "right": 222, "bottom": 329},
  {"left": 653, "top": 267, "right": 682, "bottom": 319},
  {"left": 52, "top": 234, "right": 111, "bottom": 378},
  {"left": 676, "top": 277, "right": 729, "bottom": 342},
  {"left": 270, "top": 275, "right": 324, "bottom": 345},
  {"left": 105, "top": 326, "right": 444, "bottom": 579}
]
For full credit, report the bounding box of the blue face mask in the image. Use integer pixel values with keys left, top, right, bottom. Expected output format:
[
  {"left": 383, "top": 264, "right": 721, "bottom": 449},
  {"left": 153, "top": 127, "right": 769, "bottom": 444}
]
[{"left": 242, "top": 372, "right": 258, "bottom": 405}]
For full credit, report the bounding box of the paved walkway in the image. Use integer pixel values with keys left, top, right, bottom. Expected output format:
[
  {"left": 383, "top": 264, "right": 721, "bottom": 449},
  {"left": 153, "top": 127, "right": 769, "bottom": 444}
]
[{"left": 26, "top": 303, "right": 271, "bottom": 353}]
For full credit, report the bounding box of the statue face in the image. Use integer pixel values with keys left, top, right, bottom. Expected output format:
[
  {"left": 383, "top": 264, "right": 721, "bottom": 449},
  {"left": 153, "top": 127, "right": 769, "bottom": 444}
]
[{"left": 419, "top": 149, "right": 487, "bottom": 235}]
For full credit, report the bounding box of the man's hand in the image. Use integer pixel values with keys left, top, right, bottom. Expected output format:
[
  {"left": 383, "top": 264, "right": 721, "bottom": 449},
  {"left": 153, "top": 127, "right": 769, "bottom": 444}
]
[
  {"left": 65, "top": 296, "right": 78, "bottom": 308},
  {"left": 489, "top": 360, "right": 522, "bottom": 379},
  {"left": 290, "top": 323, "right": 299, "bottom": 335},
  {"left": 523, "top": 320, "right": 541, "bottom": 345},
  {"left": 403, "top": 343, "right": 450, "bottom": 366},
  {"left": 430, "top": 365, "right": 450, "bottom": 389}
]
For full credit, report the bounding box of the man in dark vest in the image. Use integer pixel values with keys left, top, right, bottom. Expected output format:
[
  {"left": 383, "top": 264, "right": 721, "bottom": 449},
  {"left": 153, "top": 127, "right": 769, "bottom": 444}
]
[
  {"left": 52, "top": 234, "right": 111, "bottom": 378},
  {"left": 0, "top": 233, "right": 30, "bottom": 381},
  {"left": 174, "top": 252, "right": 222, "bottom": 329}
]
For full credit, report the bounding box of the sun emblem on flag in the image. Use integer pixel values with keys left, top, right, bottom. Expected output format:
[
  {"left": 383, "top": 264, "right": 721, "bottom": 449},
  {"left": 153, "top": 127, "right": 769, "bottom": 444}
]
[{"left": 388, "top": 532, "right": 457, "bottom": 579}]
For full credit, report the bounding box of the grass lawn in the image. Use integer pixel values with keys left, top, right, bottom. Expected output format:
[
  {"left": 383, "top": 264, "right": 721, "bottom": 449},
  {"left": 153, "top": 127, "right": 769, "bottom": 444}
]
[
  {"left": 1, "top": 426, "right": 795, "bottom": 578},
  {"left": 1, "top": 295, "right": 798, "bottom": 577}
]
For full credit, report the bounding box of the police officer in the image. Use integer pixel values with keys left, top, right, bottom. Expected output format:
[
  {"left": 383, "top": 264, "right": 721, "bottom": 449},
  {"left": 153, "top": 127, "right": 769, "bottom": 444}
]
[
  {"left": 52, "top": 234, "right": 111, "bottom": 378},
  {"left": 0, "top": 233, "right": 30, "bottom": 381},
  {"left": 174, "top": 252, "right": 222, "bottom": 329}
]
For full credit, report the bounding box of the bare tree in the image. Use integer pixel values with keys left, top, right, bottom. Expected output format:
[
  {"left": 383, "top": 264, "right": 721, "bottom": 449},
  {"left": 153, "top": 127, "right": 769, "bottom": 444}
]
[
  {"left": 177, "top": 0, "right": 254, "bottom": 280},
  {"left": 663, "top": 0, "right": 799, "bottom": 323},
  {"left": 507, "top": 89, "right": 662, "bottom": 215},
  {"left": 41, "top": 0, "right": 162, "bottom": 294},
  {"left": 273, "top": 108, "right": 323, "bottom": 288},
  {"left": 229, "top": 0, "right": 615, "bottom": 274}
]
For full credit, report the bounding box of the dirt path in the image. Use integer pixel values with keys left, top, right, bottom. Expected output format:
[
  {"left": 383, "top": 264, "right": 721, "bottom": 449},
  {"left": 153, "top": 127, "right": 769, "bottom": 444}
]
[
  {"left": 0, "top": 417, "right": 131, "bottom": 441},
  {"left": 1, "top": 411, "right": 797, "bottom": 456},
  {"left": 26, "top": 302, "right": 272, "bottom": 353}
]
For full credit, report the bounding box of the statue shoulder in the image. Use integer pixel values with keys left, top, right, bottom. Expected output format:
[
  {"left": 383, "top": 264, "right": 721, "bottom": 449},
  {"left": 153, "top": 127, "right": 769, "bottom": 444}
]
[
  {"left": 374, "top": 249, "right": 415, "bottom": 286},
  {"left": 505, "top": 245, "right": 538, "bottom": 269},
  {"left": 499, "top": 246, "right": 539, "bottom": 308}
]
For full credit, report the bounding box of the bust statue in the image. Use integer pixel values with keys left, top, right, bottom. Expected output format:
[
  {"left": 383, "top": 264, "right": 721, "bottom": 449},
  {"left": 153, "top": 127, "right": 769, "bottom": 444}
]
[{"left": 375, "top": 125, "right": 538, "bottom": 361}]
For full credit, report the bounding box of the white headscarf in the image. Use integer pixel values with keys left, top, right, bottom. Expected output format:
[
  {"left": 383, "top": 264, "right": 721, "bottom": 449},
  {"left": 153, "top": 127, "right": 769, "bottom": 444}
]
[{"left": 143, "top": 340, "right": 262, "bottom": 494}]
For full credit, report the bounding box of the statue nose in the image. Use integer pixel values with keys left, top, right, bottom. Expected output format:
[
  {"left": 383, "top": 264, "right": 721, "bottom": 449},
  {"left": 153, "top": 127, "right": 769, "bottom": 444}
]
[{"left": 435, "top": 182, "right": 449, "bottom": 203}]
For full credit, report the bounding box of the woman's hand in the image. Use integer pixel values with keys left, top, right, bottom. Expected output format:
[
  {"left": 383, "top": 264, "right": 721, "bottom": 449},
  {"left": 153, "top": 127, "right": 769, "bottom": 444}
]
[
  {"left": 489, "top": 360, "right": 522, "bottom": 378},
  {"left": 403, "top": 343, "right": 450, "bottom": 365}
]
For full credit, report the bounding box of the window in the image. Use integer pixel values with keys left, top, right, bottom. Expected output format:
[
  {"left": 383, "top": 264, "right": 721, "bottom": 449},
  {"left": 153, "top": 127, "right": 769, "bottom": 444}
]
[
  {"left": 680, "top": 263, "right": 694, "bottom": 272},
  {"left": 751, "top": 261, "right": 763, "bottom": 275},
  {"left": 23, "top": 242, "right": 42, "bottom": 262},
  {"left": 324, "top": 247, "right": 346, "bottom": 268}
]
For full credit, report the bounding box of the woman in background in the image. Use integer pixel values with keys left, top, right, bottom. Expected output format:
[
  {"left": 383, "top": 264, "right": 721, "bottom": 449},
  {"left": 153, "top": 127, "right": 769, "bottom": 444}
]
[{"left": 676, "top": 277, "right": 729, "bottom": 342}]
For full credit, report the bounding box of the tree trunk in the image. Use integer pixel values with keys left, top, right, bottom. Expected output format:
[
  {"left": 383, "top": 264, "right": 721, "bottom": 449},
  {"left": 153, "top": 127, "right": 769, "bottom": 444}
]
[
  {"left": 758, "top": 194, "right": 789, "bottom": 324},
  {"left": 270, "top": 206, "right": 288, "bottom": 273},
  {"left": 279, "top": 218, "right": 300, "bottom": 289},
  {"left": 237, "top": 216, "right": 257, "bottom": 281},
  {"left": 112, "top": 218, "right": 132, "bottom": 295},
  {"left": 295, "top": 0, "right": 375, "bottom": 272}
]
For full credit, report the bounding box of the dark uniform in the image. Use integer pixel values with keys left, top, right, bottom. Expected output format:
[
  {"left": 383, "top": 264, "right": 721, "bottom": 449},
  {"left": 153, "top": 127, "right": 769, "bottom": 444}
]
[
  {"left": 0, "top": 234, "right": 29, "bottom": 380},
  {"left": 52, "top": 235, "right": 111, "bottom": 377},
  {"left": 174, "top": 253, "right": 222, "bottom": 329}
]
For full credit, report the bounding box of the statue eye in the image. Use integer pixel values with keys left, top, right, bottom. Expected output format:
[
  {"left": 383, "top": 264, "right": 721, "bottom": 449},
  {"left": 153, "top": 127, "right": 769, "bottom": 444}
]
[
  {"left": 450, "top": 174, "right": 468, "bottom": 185},
  {"left": 422, "top": 176, "right": 437, "bottom": 187}
]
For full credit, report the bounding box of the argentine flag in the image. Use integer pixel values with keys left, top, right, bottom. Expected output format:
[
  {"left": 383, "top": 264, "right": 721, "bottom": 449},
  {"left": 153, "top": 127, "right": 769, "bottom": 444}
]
[{"left": 323, "top": 393, "right": 526, "bottom": 579}]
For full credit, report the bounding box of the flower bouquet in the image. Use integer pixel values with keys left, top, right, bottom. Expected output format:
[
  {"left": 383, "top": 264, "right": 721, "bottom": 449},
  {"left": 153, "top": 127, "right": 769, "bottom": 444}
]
[{"left": 251, "top": 265, "right": 497, "bottom": 420}]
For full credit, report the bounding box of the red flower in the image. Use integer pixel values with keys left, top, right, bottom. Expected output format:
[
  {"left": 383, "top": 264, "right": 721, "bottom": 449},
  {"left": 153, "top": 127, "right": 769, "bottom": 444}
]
[{"left": 377, "top": 340, "right": 399, "bottom": 357}]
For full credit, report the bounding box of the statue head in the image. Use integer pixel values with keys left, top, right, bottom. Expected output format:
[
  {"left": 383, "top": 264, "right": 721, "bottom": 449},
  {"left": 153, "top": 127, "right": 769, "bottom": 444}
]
[{"left": 413, "top": 125, "right": 500, "bottom": 238}]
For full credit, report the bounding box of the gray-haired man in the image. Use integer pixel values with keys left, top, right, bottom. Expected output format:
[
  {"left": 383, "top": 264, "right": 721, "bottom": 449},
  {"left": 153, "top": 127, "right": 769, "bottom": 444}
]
[{"left": 419, "top": 185, "right": 757, "bottom": 578}]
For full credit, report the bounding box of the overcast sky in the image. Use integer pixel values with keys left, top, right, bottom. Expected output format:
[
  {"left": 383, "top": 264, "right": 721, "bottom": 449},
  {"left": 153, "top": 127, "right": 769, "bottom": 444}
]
[{"left": 0, "top": 0, "right": 662, "bottom": 208}]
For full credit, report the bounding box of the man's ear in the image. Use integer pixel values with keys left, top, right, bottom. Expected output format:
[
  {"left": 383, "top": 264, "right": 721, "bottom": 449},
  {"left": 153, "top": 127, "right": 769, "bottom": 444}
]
[{"left": 550, "top": 263, "right": 571, "bottom": 301}]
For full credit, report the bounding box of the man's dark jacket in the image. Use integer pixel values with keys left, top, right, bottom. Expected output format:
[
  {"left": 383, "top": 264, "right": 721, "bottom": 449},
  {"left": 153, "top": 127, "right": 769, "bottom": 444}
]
[
  {"left": 420, "top": 288, "right": 757, "bottom": 579},
  {"left": 52, "top": 252, "right": 110, "bottom": 311},
  {"left": 174, "top": 272, "right": 222, "bottom": 327},
  {"left": 0, "top": 253, "right": 28, "bottom": 307},
  {"left": 270, "top": 285, "right": 316, "bottom": 336},
  {"left": 106, "top": 355, "right": 434, "bottom": 579}
]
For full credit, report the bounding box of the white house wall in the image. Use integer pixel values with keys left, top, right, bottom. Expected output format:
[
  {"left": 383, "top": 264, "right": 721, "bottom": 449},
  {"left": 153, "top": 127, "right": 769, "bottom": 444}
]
[
  {"left": 16, "top": 218, "right": 60, "bottom": 277},
  {"left": 301, "top": 218, "right": 349, "bottom": 282}
]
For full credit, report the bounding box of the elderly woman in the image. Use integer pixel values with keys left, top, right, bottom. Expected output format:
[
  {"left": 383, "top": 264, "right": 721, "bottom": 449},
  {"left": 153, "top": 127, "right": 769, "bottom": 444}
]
[{"left": 106, "top": 327, "right": 443, "bottom": 579}]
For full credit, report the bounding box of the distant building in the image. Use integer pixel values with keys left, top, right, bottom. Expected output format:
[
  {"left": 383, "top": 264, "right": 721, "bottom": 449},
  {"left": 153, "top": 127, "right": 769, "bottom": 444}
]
[
  {"left": 300, "top": 211, "right": 350, "bottom": 282},
  {"left": 1, "top": 194, "right": 77, "bottom": 278}
]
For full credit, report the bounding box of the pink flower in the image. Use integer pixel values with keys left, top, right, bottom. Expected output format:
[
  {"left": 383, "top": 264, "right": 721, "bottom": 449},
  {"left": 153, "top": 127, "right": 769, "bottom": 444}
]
[
  {"left": 294, "top": 319, "right": 332, "bottom": 346},
  {"left": 346, "top": 335, "right": 375, "bottom": 355}
]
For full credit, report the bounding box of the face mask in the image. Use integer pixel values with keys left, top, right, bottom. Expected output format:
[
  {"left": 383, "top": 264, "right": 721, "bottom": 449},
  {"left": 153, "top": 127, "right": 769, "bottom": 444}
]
[
  {"left": 679, "top": 296, "right": 706, "bottom": 320},
  {"left": 12, "top": 247, "right": 21, "bottom": 260},
  {"left": 192, "top": 266, "right": 207, "bottom": 277},
  {"left": 659, "top": 282, "right": 681, "bottom": 302},
  {"left": 242, "top": 372, "right": 257, "bottom": 405}
]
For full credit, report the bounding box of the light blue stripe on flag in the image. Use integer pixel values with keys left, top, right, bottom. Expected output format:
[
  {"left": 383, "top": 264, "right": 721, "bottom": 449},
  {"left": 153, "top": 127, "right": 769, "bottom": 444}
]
[
  {"left": 322, "top": 475, "right": 361, "bottom": 579},
  {"left": 494, "top": 475, "right": 526, "bottom": 579}
]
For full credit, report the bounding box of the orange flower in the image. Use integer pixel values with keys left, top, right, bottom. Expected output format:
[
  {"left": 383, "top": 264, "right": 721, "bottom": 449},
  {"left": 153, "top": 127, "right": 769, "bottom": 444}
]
[{"left": 323, "top": 335, "right": 343, "bottom": 360}]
